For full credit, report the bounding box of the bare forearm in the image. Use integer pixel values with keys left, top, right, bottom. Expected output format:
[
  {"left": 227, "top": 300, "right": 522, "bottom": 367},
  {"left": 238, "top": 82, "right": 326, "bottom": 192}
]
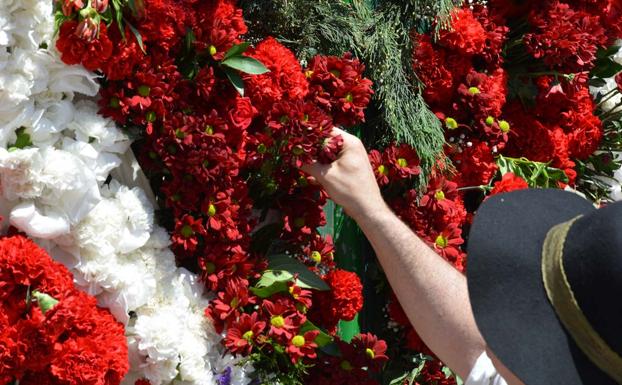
[{"left": 353, "top": 205, "right": 485, "bottom": 378}]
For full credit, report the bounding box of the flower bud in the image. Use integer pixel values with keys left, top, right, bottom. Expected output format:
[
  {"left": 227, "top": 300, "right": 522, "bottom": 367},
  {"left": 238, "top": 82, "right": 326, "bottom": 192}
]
[
  {"left": 93, "top": 0, "right": 109, "bottom": 13},
  {"left": 75, "top": 17, "right": 99, "bottom": 41}
]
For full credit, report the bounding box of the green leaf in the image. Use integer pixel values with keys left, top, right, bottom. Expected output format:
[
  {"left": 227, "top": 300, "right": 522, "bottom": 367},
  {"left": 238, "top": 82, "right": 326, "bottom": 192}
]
[
  {"left": 32, "top": 290, "right": 59, "bottom": 314},
  {"left": 223, "top": 67, "right": 245, "bottom": 96},
  {"left": 126, "top": 21, "right": 146, "bottom": 54},
  {"left": 221, "top": 56, "right": 270, "bottom": 75},
  {"left": 268, "top": 254, "right": 330, "bottom": 290},
  {"left": 250, "top": 272, "right": 290, "bottom": 298},
  {"left": 300, "top": 321, "right": 333, "bottom": 347},
  {"left": 9, "top": 127, "right": 32, "bottom": 150},
  {"left": 224, "top": 42, "right": 251, "bottom": 60},
  {"left": 110, "top": 0, "right": 125, "bottom": 34},
  {"left": 591, "top": 59, "right": 622, "bottom": 79}
]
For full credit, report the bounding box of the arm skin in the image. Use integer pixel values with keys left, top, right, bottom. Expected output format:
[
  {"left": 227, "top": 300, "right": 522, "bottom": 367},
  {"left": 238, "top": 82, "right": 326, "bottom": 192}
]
[{"left": 302, "top": 128, "right": 486, "bottom": 379}]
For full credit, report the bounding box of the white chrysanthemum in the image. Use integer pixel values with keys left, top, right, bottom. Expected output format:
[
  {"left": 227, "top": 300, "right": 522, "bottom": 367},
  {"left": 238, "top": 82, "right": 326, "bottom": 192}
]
[{"left": 0, "top": 147, "right": 44, "bottom": 200}]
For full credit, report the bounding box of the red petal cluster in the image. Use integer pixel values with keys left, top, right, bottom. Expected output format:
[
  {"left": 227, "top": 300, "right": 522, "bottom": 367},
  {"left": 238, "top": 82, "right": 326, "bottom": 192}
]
[{"left": 0, "top": 235, "right": 128, "bottom": 385}]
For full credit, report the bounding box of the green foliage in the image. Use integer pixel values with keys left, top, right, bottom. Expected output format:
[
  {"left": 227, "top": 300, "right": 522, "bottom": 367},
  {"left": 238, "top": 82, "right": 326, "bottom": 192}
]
[
  {"left": 239, "top": 0, "right": 458, "bottom": 178},
  {"left": 496, "top": 155, "right": 569, "bottom": 188},
  {"left": 265, "top": 254, "right": 329, "bottom": 290},
  {"left": 8, "top": 127, "right": 33, "bottom": 151}
]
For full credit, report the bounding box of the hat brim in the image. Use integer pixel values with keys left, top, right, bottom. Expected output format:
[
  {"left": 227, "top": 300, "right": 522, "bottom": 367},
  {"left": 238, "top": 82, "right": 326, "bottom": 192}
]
[{"left": 466, "top": 188, "right": 613, "bottom": 385}]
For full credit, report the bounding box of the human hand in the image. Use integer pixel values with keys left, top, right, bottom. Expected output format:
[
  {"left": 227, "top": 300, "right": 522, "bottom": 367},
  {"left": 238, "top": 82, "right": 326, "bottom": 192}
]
[{"left": 301, "top": 128, "right": 387, "bottom": 220}]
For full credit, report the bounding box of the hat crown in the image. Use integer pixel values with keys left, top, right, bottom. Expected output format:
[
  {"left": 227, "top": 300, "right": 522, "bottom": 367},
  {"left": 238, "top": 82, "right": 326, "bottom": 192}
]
[{"left": 563, "top": 201, "right": 622, "bottom": 356}]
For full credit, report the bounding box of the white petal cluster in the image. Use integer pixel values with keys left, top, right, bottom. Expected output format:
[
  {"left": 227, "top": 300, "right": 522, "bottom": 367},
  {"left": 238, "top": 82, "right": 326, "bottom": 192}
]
[{"left": 0, "top": 2, "right": 253, "bottom": 385}]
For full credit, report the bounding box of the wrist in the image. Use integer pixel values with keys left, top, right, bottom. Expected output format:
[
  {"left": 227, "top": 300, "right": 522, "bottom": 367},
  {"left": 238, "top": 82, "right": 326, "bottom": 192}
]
[{"left": 347, "top": 194, "right": 391, "bottom": 225}]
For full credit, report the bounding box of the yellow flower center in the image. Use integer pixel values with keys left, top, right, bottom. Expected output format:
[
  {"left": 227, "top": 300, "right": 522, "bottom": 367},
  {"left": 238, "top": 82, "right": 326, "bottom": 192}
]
[
  {"left": 209, "top": 45, "right": 217, "bottom": 56},
  {"left": 340, "top": 360, "right": 353, "bottom": 371},
  {"left": 230, "top": 297, "right": 240, "bottom": 309},
  {"left": 330, "top": 69, "right": 341, "bottom": 78},
  {"left": 345, "top": 93, "right": 354, "bottom": 102},
  {"left": 468, "top": 86, "right": 480, "bottom": 95},
  {"left": 445, "top": 117, "right": 458, "bottom": 130},
  {"left": 138, "top": 85, "right": 151, "bottom": 97},
  {"left": 292, "top": 146, "right": 304, "bottom": 156},
  {"left": 243, "top": 330, "right": 254, "bottom": 341},
  {"left": 208, "top": 204, "right": 217, "bottom": 217},
  {"left": 435, "top": 190, "right": 445, "bottom": 200},
  {"left": 305, "top": 70, "right": 314, "bottom": 78},
  {"left": 397, "top": 158, "right": 408, "bottom": 168},
  {"left": 180, "top": 225, "right": 193, "bottom": 238},
  {"left": 485, "top": 116, "right": 495, "bottom": 125},
  {"left": 205, "top": 262, "right": 216, "bottom": 274},
  {"left": 311, "top": 251, "right": 322, "bottom": 263},
  {"left": 292, "top": 335, "right": 305, "bottom": 347},
  {"left": 109, "top": 97, "right": 120, "bottom": 108},
  {"left": 377, "top": 165, "right": 388, "bottom": 176},
  {"left": 365, "top": 348, "right": 375, "bottom": 359},
  {"left": 205, "top": 125, "right": 214, "bottom": 135},
  {"left": 499, "top": 120, "right": 511, "bottom": 133},
  {"left": 435, "top": 235, "right": 448, "bottom": 248},
  {"left": 271, "top": 315, "right": 285, "bottom": 328}
]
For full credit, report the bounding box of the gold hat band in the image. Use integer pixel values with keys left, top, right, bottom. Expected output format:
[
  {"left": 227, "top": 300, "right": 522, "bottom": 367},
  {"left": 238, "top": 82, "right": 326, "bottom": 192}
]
[{"left": 541, "top": 216, "right": 622, "bottom": 384}]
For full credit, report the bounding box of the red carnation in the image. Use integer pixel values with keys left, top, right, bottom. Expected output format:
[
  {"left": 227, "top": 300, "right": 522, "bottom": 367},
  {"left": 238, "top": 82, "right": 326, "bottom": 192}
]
[
  {"left": 490, "top": 172, "right": 529, "bottom": 195},
  {"left": 524, "top": 1, "right": 607, "bottom": 72},
  {"left": 246, "top": 37, "right": 309, "bottom": 111},
  {"left": 56, "top": 20, "right": 113, "bottom": 71},
  {"left": 438, "top": 8, "right": 487, "bottom": 56},
  {"left": 309, "top": 269, "right": 363, "bottom": 334}
]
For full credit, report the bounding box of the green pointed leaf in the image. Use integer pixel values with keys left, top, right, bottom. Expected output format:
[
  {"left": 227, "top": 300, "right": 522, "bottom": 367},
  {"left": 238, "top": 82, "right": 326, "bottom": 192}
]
[
  {"left": 32, "top": 290, "right": 59, "bottom": 314},
  {"left": 221, "top": 56, "right": 269, "bottom": 75},
  {"left": 126, "top": 21, "right": 146, "bottom": 54},
  {"left": 224, "top": 67, "right": 245, "bottom": 96},
  {"left": 268, "top": 254, "right": 330, "bottom": 291},
  {"left": 300, "top": 321, "right": 333, "bottom": 347},
  {"left": 224, "top": 42, "right": 250, "bottom": 60}
]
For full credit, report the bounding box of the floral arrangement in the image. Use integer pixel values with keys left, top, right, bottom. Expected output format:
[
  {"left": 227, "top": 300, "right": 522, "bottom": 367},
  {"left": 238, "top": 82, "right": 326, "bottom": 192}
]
[
  {"left": 2, "top": 0, "right": 622, "bottom": 385},
  {"left": 0, "top": 1, "right": 252, "bottom": 384},
  {"left": 51, "top": 0, "right": 386, "bottom": 384},
  {"left": 371, "top": 0, "right": 622, "bottom": 383},
  {"left": 0, "top": 233, "right": 128, "bottom": 385}
]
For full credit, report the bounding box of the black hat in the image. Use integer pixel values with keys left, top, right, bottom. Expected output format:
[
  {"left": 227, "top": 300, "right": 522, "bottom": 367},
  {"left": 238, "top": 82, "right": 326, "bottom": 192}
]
[{"left": 466, "top": 188, "right": 622, "bottom": 385}]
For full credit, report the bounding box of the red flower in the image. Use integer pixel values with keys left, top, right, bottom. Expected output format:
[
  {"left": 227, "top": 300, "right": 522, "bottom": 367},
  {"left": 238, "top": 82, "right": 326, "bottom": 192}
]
[
  {"left": 246, "top": 37, "right": 309, "bottom": 111},
  {"left": 206, "top": 282, "right": 256, "bottom": 332},
  {"left": 368, "top": 149, "right": 390, "bottom": 186},
  {"left": 194, "top": 0, "right": 248, "bottom": 59},
  {"left": 286, "top": 330, "right": 319, "bottom": 363},
  {"left": 0, "top": 235, "right": 128, "bottom": 385},
  {"left": 438, "top": 8, "right": 487, "bottom": 55},
  {"left": 101, "top": 24, "right": 144, "bottom": 80},
  {"left": 456, "top": 69, "right": 508, "bottom": 120},
  {"left": 386, "top": 144, "right": 421, "bottom": 180},
  {"left": 524, "top": 1, "right": 607, "bottom": 72},
  {"left": 349, "top": 333, "right": 389, "bottom": 371},
  {"left": 56, "top": 20, "right": 113, "bottom": 71},
  {"left": 490, "top": 172, "right": 529, "bottom": 195},
  {"left": 224, "top": 312, "right": 266, "bottom": 355},
  {"left": 262, "top": 300, "right": 304, "bottom": 342},
  {"left": 412, "top": 34, "right": 455, "bottom": 107},
  {"left": 426, "top": 223, "right": 466, "bottom": 269},
  {"left": 309, "top": 269, "right": 363, "bottom": 334},
  {"left": 172, "top": 214, "right": 206, "bottom": 253}
]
